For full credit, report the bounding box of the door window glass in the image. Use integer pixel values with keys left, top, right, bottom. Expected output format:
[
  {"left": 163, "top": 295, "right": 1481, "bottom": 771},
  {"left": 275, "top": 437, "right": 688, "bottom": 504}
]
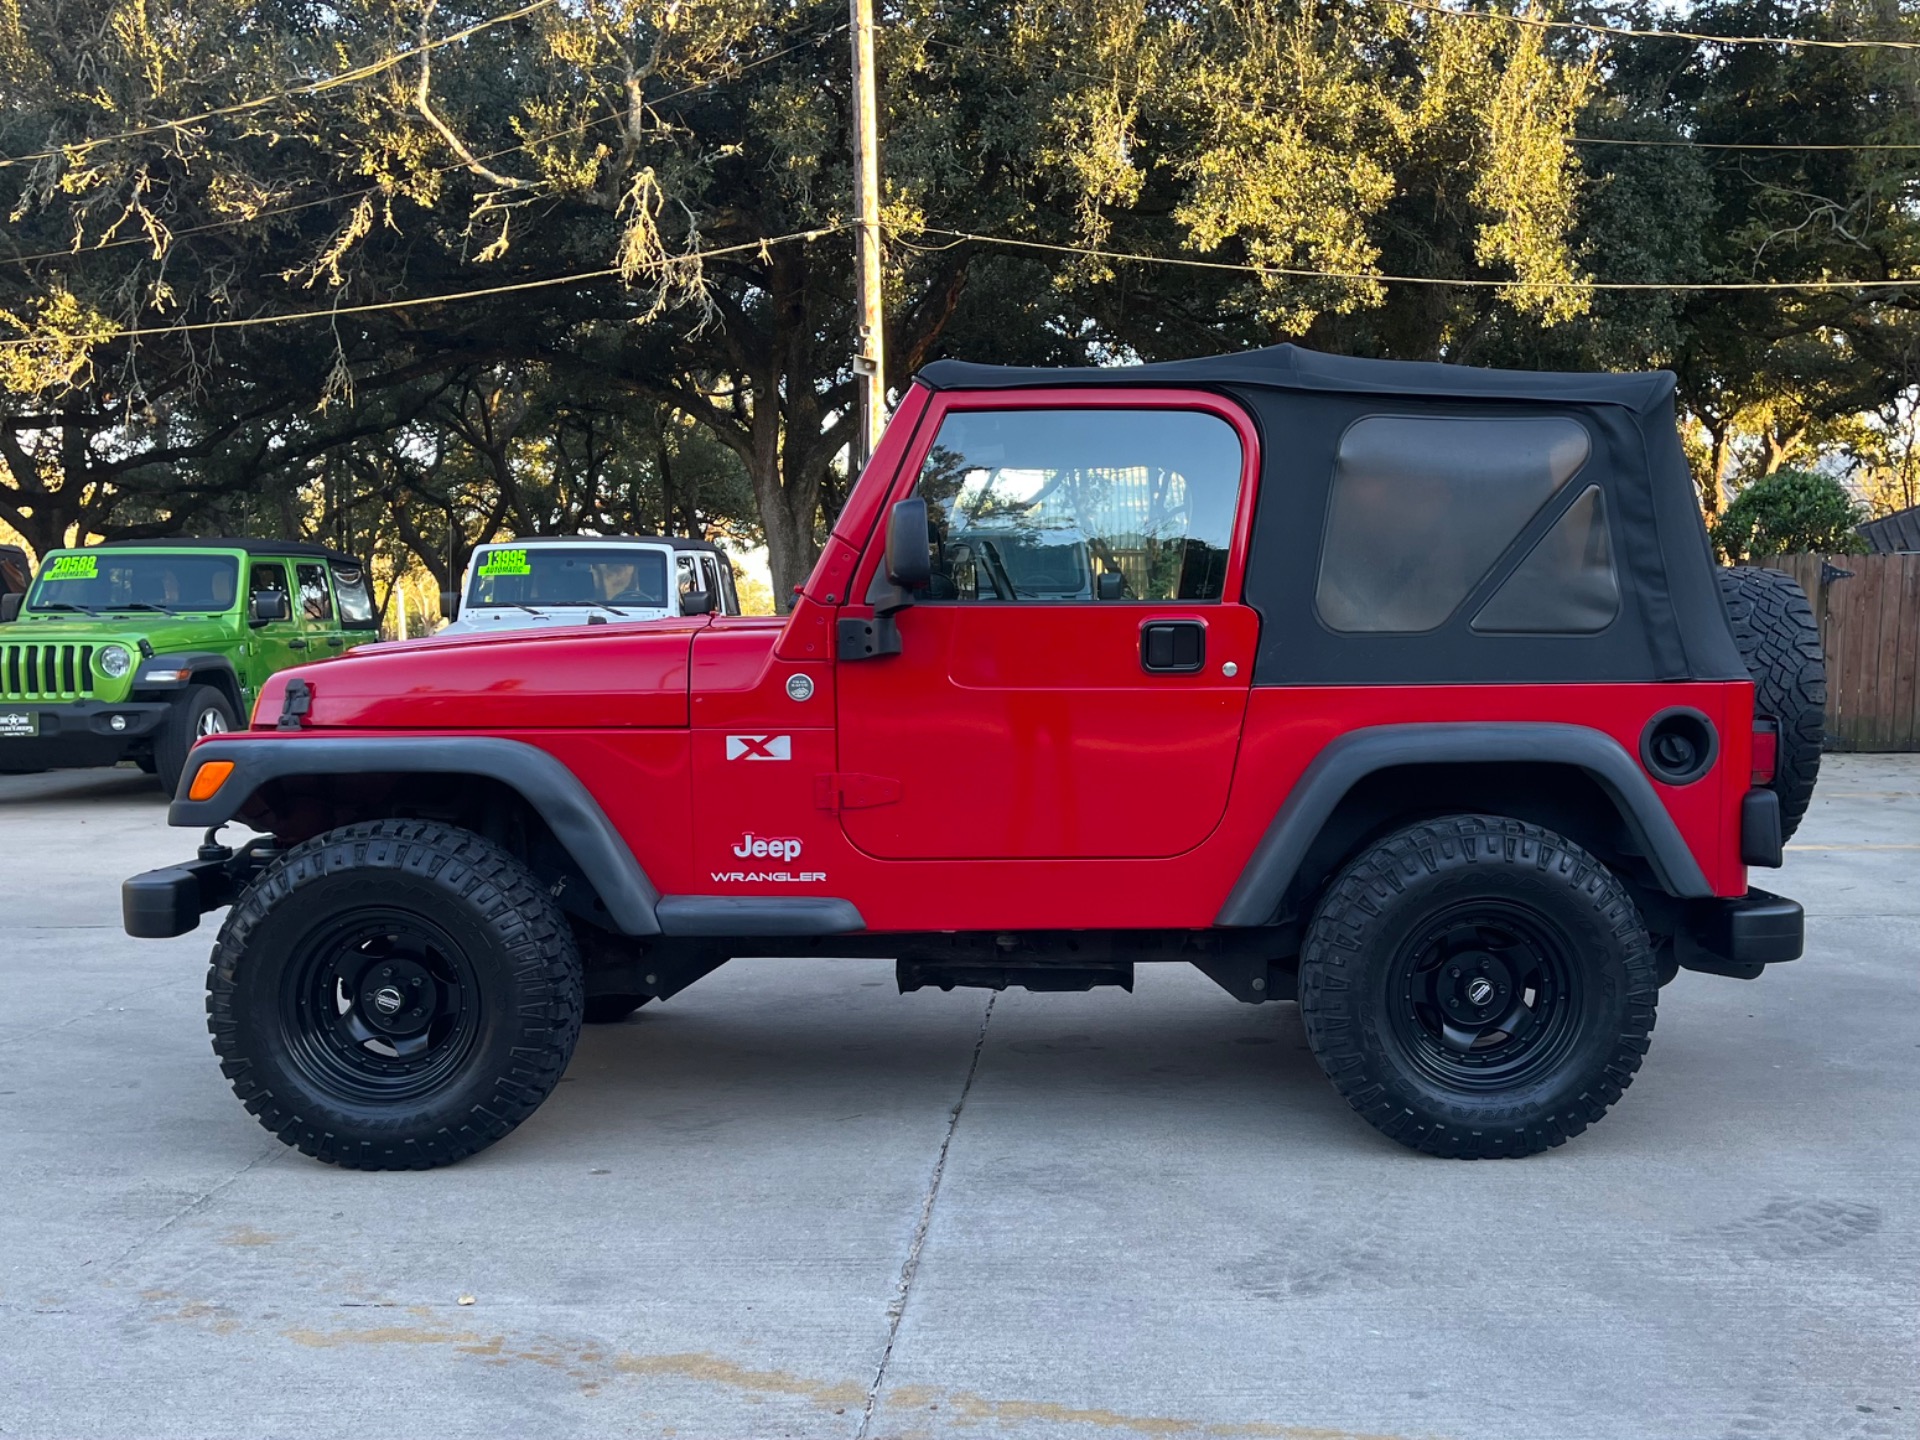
[
  {"left": 912, "top": 407, "right": 1244, "bottom": 602},
  {"left": 249, "top": 562, "right": 290, "bottom": 610},
  {"left": 676, "top": 555, "right": 701, "bottom": 605},
  {"left": 295, "top": 563, "right": 334, "bottom": 623},
  {"left": 1315, "top": 415, "right": 1591, "bottom": 633}
]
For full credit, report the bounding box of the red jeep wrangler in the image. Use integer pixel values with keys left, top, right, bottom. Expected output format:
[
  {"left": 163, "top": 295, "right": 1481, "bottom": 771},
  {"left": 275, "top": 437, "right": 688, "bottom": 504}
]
[{"left": 124, "top": 345, "right": 1822, "bottom": 1168}]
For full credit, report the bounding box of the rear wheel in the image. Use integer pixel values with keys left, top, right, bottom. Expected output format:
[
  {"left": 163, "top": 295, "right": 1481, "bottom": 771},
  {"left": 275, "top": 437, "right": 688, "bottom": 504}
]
[
  {"left": 1717, "top": 565, "right": 1825, "bottom": 839},
  {"left": 207, "top": 820, "right": 583, "bottom": 1169},
  {"left": 152, "top": 684, "right": 235, "bottom": 795},
  {"left": 1298, "top": 815, "right": 1658, "bottom": 1159}
]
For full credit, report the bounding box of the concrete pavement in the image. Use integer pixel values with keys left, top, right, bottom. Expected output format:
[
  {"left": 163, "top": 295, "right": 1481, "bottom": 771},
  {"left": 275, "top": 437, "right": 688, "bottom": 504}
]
[{"left": 1, "top": 758, "right": 1916, "bottom": 1439}]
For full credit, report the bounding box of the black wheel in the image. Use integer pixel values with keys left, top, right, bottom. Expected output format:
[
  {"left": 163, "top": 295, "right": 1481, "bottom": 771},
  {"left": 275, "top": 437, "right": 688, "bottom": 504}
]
[
  {"left": 1717, "top": 565, "right": 1825, "bottom": 839},
  {"left": 1298, "top": 816, "right": 1658, "bottom": 1159},
  {"left": 207, "top": 820, "right": 583, "bottom": 1169},
  {"left": 582, "top": 994, "right": 652, "bottom": 1024},
  {"left": 153, "top": 684, "right": 236, "bottom": 795}
]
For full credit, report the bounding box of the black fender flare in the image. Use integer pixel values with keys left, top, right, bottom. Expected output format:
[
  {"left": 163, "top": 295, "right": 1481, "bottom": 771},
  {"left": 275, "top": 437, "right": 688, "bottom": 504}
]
[
  {"left": 136, "top": 652, "right": 246, "bottom": 709},
  {"left": 1215, "top": 722, "right": 1714, "bottom": 927},
  {"left": 169, "top": 735, "right": 663, "bottom": 936}
]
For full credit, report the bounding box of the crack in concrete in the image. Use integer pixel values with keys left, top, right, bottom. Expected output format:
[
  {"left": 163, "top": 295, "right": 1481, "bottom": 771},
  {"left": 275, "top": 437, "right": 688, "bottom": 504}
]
[
  {"left": 0, "top": 976, "right": 185, "bottom": 1050},
  {"left": 855, "top": 991, "right": 996, "bottom": 1440},
  {"left": 94, "top": 1141, "right": 285, "bottom": 1275}
]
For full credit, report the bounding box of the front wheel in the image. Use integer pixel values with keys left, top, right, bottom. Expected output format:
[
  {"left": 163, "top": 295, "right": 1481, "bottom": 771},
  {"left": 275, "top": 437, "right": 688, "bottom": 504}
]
[
  {"left": 1298, "top": 816, "right": 1658, "bottom": 1159},
  {"left": 206, "top": 820, "right": 584, "bottom": 1169},
  {"left": 153, "top": 684, "right": 236, "bottom": 795}
]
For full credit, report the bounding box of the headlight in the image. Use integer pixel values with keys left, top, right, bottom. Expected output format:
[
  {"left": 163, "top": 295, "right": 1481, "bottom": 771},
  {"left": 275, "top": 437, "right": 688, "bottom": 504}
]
[{"left": 98, "top": 645, "right": 132, "bottom": 680}]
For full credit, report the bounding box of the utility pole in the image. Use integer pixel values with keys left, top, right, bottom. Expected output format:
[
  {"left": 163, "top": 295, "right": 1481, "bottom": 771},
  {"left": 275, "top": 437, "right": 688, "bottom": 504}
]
[{"left": 849, "top": 0, "right": 885, "bottom": 471}]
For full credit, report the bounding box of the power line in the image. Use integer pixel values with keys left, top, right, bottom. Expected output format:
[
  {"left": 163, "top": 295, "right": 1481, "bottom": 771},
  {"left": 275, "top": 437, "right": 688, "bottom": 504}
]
[
  {"left": 0, "top": 21, "right": 848, "bottom": 268},
  {"left": 1388, "top": 0, "right": 1920, "bottom": 52},
  {"left": 0, "top": 0, "right": 559, "bottom": 172},
  {"left": 921, "top": 32, "right": 1920, "bottom": 159},
  {"left": 0, "top": 226, "right": 845, "bottom": 349},
  {"left": 9, "top": 216, "right": 1910, "bottom": 356},
  {"left": 1571, "top": 134, "right": 1920, "bottom": 152},
  {"left": 901, "top": 225, "right": 1920, "bottom": 292}
]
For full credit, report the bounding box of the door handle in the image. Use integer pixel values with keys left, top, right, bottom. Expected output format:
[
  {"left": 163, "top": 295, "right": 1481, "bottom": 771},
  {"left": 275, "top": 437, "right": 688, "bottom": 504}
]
[
  {"left": 326, "top": 637, "right": 344, "bottom": 648},
  {"left": 287, "top": 639, "right": 308, "bottom": 650},
  {"left": 1140, "top": 621, "right": 1205, "bottom": 673}
]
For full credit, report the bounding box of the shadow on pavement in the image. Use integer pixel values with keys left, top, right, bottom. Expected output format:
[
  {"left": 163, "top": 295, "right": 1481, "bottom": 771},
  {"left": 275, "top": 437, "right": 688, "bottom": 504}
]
[{"left": 0, "top": 767, "right": 165, "bottom": 805}]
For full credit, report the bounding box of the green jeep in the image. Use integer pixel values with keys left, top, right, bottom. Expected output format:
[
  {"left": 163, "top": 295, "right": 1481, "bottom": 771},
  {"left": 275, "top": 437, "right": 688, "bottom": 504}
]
[{"left": 0, "top": 539, "right": 377, "bottom": 792}]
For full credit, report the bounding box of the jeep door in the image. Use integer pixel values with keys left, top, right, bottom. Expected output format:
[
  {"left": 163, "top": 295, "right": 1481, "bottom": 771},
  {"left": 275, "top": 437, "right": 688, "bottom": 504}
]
[
  {"left": 245, "top": 560, "right": 305, "bottom": 685},
  {"left": 294, "top": 561, "right": 347, "bottom": 657},
  {"left": 834, "top": 393, "right": 1260, "bottom": 860}
]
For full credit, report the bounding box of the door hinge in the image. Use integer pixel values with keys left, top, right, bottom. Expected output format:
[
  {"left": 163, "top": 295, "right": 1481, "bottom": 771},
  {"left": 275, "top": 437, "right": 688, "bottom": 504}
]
[
  {"left": 837, "top": 614, "right": 901, "bottom": 660},
  {"left": 814, "top": 772, "right": 902, "bottom": 813}
]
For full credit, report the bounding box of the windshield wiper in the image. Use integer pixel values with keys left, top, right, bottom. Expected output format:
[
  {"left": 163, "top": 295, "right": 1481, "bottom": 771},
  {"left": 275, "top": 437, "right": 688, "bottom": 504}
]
[
  {"left": 116, "top": 602, "right": 177, "bottom": 614},
  {"left": 31, "top": 601, "right": 96, "bottom": 614}
]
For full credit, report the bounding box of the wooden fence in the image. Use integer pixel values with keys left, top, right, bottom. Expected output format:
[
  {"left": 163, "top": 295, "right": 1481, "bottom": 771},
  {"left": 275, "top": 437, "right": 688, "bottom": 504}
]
[{"left": 1763, "top": 553, "right": 1920, "bottom": 752}]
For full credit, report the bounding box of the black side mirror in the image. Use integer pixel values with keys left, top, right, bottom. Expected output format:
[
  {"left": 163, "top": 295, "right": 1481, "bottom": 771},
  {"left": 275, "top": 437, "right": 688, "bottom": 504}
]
[
  {"left": 0, "top": 593, "right": 20, "bottom": 622},
  {"left": 885, "top": 498, "right": 932, "bottom": 591},
  {"left": 250, "top": 591, "right": 289, "bottom": 625},
  {"left": 681, "top": 588, "right": 715, "bottom": 616},
  {"left": 439, "top": 589, "right": 459, "bottom": 620},
  {"left": 1096, "top": 572, "right": 1126, "bottom": 601}
]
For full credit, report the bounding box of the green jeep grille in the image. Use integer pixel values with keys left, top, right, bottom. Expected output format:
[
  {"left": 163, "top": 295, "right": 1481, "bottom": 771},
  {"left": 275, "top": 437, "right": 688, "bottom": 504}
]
[{"left": 1, "top": 642, "right": 97, "bottom": 700}]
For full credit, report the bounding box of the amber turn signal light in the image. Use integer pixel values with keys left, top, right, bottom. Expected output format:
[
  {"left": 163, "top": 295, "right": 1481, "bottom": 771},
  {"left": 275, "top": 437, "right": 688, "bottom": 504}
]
[{"left": 187, "top": 760, "right": 235, "bottom": 802}]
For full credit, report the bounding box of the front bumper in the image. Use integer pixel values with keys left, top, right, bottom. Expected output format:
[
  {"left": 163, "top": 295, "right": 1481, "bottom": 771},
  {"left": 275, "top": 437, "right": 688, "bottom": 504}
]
[
  {"left": 0, "top": 700, "right": 169, "bottom": 770},
  {"left": 122, "top": 839, "right": 276, "bottom": 938},
  {"left": 1676, "top": 887, "right": 1804, "bottom": 980}
]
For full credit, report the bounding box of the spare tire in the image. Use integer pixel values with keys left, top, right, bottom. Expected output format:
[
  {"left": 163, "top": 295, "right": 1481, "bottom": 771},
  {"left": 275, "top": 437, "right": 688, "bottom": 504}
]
[{"left": 1716, "top": 566, "right": 1825, "bottom": 840}]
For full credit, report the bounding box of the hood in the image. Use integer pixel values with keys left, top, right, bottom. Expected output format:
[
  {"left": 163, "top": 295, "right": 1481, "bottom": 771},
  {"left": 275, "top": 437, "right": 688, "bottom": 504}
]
[
  {"left": 440, "top": 604, "right": 674, "bottom": 637},
  {"left": 5, "top": 613, "right": 237, "bottom": 652},
  {"left": 254, "top": 617, "right": 706, "bottom": 730}
]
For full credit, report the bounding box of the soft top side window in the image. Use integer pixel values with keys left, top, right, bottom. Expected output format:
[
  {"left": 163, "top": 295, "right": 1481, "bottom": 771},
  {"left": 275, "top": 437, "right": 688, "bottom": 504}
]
[
  {"left": 1315, "top": 415, "right": 1593, "bottom": 634},
  {"left": 910, "top": 406, "right": 1244, "bottom": 603},
  {"left": 332, "top": 563, "right": 378, "bottom": 629}
]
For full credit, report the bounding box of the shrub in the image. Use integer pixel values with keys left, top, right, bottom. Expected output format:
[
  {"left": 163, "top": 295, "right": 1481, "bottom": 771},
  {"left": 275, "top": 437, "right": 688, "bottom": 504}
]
[{"left": 1710, "top": 469, "right": 1866, "bottom": 563}]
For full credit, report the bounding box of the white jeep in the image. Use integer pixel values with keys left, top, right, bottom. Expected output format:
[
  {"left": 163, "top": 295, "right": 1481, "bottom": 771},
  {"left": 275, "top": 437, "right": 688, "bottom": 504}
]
[{"left": 439, "top": 535, "right": 741, "bottom": 635}]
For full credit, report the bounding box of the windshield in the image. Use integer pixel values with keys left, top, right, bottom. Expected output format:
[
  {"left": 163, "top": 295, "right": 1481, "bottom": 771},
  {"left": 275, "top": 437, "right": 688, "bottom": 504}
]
[
  {"left": 465, "top": 546, "right": 670, "bottom": 609},
  {"left": 27, "top": 552, "right": 240, "bottom": 614}
]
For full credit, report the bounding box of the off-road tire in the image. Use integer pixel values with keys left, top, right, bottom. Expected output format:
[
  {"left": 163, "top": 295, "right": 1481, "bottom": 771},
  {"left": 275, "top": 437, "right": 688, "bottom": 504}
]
[
  {"left": 582, "top": 994, "right": 652, "bottom": 1024},
  {"left": 1717, "top": 565, "right": 1825, "bottom": 839},
  {"left": 206, "top": 820, "right": 584, "bottom": 1169},
  {"left": 1298, "top": 816, "right": 1658, "bottom": 1159},
  {"left": 153, "top": 684, "right": 236, "bottom": 796}
]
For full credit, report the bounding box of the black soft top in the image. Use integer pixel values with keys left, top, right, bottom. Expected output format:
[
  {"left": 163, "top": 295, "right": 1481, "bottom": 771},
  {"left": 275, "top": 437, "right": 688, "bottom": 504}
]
[
  {"left": 916, "top": 344, "right": 1743, "bottom": 686},
  {"left": 96, "top": 537, "right": 366, "bottom": 568},
  {"left": 919, "top": 344, "right": 1677, "bottom": 413}
]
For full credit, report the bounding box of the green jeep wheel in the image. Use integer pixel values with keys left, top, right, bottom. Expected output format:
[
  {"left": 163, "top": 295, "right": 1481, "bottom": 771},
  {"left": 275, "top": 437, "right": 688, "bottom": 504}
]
[{"left": 153, "top": 684, "right": 236, "bottom": 795}]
